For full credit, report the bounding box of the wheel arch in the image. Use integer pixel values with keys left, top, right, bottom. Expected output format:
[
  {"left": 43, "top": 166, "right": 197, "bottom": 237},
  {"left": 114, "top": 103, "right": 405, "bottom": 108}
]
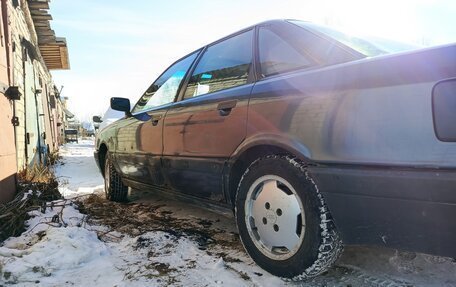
[
  {"left": 225, "top": 135, "right": 314, "bottom": 209},
  {"left": 98, "top": 142, "right": 108, "bottom": 176}
]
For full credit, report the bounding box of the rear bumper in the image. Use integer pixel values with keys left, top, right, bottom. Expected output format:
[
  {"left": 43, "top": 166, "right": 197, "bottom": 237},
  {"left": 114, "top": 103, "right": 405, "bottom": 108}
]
[{"left": 309, "top": 165, "right": 456, "bottom": 258}]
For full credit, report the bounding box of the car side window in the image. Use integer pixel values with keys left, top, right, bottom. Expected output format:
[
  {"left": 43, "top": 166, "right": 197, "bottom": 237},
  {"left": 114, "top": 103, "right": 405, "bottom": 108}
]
[
  {"left": 183, "top": 30, "right": 253, "bottom": 99},
  {"left": 132, "top": 52, "right": 198, "bottom": 113},
  {"left": 259, "top": 26, "right": 316, "bottom": 77}
]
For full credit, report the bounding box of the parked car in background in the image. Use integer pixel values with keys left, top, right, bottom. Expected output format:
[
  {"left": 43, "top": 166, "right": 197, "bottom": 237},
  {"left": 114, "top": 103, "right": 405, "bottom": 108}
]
[
  {"left": 97, "top": 107, "right": 127, "bottom": 132},
  {"left": 64, "top": 129, "right": 78, "bottom": 143},
  {"left": 94, "top": 20, "right": 456, "bottom": 280}
]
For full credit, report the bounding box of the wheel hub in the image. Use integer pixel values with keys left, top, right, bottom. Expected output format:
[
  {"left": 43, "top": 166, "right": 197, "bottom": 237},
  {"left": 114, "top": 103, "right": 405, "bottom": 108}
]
[
  {"left": 265, "top": 210, "right": 277, "bottom": 223},
  {"left": 245, "top": 175, "right": 305, "bottom": 260}
]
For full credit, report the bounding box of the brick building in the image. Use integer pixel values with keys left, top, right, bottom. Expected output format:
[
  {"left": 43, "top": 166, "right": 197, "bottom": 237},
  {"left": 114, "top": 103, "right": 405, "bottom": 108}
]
[{"left": 0, "top": 0, "right": 70, "bottom": 203}]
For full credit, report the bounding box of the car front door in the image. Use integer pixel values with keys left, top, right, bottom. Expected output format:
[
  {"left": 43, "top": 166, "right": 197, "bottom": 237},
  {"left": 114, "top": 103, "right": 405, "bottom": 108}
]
[
  {"left": 115, "top": 51, "right": 199, "bottom": 186},
  {"left": 162, "top": 29, "right": 254, "bottom": 202}
]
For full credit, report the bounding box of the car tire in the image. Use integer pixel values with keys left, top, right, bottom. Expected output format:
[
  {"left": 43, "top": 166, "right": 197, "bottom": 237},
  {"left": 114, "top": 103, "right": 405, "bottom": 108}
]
[
  {"left": 235, "top": 155, "right": 342, "bottom": 280},
  {"left": 104, "top": 153, "right": 128, "bottom": 202}
]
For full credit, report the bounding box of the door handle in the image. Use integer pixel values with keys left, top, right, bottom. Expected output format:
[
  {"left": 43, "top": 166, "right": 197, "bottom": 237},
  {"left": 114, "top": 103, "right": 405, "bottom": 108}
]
[
  {"left": 217, "top": 100, "right": 237, "bottom": 116},
  {"left": 151, "top": 115, "right": 162, "bottom": 126}
]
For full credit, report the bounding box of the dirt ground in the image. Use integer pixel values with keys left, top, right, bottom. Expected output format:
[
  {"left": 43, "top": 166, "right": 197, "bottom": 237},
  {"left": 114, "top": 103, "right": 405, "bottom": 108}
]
[{"left": 77, "top": 187, "right": 456, "bottom": 287}]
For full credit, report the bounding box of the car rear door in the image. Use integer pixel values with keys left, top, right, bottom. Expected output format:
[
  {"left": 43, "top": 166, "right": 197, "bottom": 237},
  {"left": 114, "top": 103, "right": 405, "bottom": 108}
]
[{"left": 162, "top": 29, "right": 254, "bottom": 202}]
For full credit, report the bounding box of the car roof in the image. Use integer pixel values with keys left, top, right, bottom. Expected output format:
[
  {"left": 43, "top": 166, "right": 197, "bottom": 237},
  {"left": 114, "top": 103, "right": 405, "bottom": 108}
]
[{"left": 203, "top": 19, "right": 292, "bottom": 47}]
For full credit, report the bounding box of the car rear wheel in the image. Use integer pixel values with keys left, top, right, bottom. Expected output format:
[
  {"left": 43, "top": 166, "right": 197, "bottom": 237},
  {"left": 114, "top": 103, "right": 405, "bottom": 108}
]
[
  {"left": 235, "top": 155, "right": 342, "bottom": 280},
  {"left": 104, "top": 153, "right": 128, "bottom": 202}
]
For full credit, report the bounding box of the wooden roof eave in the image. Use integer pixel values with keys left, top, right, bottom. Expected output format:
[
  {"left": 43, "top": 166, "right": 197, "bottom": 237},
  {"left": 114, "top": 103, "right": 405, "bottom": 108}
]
[{"left": 27, "top": 0, "right": 70, "bottom": 70}]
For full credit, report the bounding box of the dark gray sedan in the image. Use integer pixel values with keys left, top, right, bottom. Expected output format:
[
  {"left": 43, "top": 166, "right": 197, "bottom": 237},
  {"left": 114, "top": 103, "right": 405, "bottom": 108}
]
[{"left": 94, "top": 20, "right": 456, "bottom": 280}]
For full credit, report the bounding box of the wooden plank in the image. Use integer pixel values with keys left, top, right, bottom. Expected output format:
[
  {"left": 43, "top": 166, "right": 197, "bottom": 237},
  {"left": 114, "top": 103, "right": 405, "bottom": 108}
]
[
  {"left": 32, "top": 15, "right": 53, "bottom": 21},
  {"left": 37, "top": 32, "right": 55, "bottom": 37},
  {"left": 40, "top": 50, "right": 60, "bottom": 54},
  {"left": 36, "top": 30, "right": 55, "bottom": 35},
  {"left": 42, "top": 56, "right": 61, "bottom": 59},
  {"left": 40, "top": 53, "right": 61, "bottom": 57},
  {"left": 30, "top": 10, "right": 50, "bottom": 16},
  {"left": 33, "top": 22, "right": 51, "bottom": 28},
  {"left": 40, "top": 51, "right": 60, "bottom": 56},
  {"left": 37, "top": 35, "right": 56, "bottom": 39},
  {"left": 38, "top": 41, "right": 57, "bottom": 45},
  {"left": 42, "top": 57, "right": 60, "bottom": 60},
  {"left": 41, "top": 53, "right": 61, "bottom": 56},
  {"left": 39, "top": 44, "right": 62, "bottom": 48},
  {"left": 38, "top": 36, "right": 56, "bottom": 41},
  {"left": 38, "top": 39, "right": 57, "bottom": 44},
  {"left": 40, "top": 49, "right": 62, "bottom": 53},
  {"left": 28, "top": 2, "right": 49, "bottom": 9},
  {"left": 60, "top": 45, "right": 70, "bottom": 69},
  {"left": 35, "top": 27, "right": 53, "bottom": 31},
  {"left": 28, "top": 0, "right": 50, "bottom": 3},
  {"left": 39, "top": 48, "right": 59, "bottom": 52},
  {"left": 38, "top": 39, "right": 57, "bottom": 45}
]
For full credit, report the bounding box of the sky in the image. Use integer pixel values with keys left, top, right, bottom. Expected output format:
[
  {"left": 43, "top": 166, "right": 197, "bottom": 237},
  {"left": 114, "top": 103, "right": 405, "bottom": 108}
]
[{"left": 48, "top": 0, "right": 456, "bottom": 121}]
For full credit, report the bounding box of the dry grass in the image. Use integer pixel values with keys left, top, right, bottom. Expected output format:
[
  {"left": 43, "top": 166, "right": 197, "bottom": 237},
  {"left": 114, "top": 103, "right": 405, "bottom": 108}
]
[
  {"left": 18, "top": 163, "right": 54, "bottom": 184},
  {"left": 46, "top": 151, "right": 61, "bottom": 166},
  {"left": 0, "top": 163, "right": 62, "bottom": 242}
]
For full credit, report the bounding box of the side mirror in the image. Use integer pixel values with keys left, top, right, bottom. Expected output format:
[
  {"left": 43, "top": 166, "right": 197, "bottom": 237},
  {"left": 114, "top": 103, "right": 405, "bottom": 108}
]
[
  {"left": 110, "top": 97, "right": 131, "bottom": 116},
  {"left": 92, "top": 116, "right": 103, "bottom": 123}
]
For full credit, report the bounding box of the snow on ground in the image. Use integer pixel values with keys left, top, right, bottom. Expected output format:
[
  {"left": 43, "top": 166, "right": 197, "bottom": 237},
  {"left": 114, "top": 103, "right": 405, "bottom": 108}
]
[
  {"left": 1, "top": 139, "right": 455, "bottom": 286},
  {"left": 55, "top": 140, "right": 104, "bottom": 197}
]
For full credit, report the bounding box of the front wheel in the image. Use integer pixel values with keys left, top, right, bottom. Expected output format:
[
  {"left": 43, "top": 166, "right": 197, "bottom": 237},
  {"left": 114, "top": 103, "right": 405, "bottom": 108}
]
[
  {"left": 104, "top": 153, "right": 128, "bottom": 202},
  {"left": 235, "top": 155, "right": 342, "bottom": 280}
]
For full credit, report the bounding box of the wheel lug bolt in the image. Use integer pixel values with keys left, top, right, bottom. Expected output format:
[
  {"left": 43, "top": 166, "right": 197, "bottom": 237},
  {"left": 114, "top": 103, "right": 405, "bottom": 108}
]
[
  {"left": 265, "top": 202, "right": 270, "bottom": 209},
  {"left": 273, "top": 224, "right": 279, "bottom": 232},
  {"left": 276, "top": 208, "right": 282, "bottom": 216},
  {"left": 262, "top": 217, "right": 267, "bottom": 225}
]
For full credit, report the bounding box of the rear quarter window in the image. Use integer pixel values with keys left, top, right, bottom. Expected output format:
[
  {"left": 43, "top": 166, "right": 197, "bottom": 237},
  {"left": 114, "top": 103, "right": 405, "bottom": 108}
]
[{"left": 258, "top": 26, "right": 316, "bottom": 77}]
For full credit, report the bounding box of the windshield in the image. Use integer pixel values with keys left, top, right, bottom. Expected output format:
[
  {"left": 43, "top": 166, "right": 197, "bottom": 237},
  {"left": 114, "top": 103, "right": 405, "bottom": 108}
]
[{"left": 289, "top": 20, "right": 420, "bottom": 57}]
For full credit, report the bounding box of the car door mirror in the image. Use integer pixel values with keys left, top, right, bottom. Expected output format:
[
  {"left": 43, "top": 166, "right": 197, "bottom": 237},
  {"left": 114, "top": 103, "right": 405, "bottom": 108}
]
[
  {"left": 92, "top": 115, "right": 103, "bottom": 123},
  {"left": 110, "top": 97, "right": 131, "bottom": 116}
]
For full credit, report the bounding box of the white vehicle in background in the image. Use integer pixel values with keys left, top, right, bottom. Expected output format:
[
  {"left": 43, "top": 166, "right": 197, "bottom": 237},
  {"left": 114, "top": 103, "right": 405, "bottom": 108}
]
[{"left": 93, "top": 107, "right": 124, "bottom": 132}]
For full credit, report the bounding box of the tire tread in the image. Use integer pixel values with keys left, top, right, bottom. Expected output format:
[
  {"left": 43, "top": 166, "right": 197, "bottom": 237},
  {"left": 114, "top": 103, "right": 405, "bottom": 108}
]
[
  {"left": 105, "top": 153, "right": 128, "bottom": 202},
  {"left": 235, "top": 155, "right": 343, "bottom": 281}
]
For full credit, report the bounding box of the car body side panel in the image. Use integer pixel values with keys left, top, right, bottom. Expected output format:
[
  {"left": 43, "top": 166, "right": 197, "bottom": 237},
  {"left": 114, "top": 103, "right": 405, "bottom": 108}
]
[
  {"left": 163, "top": 85, "right": 252, "bottom": 157},
  {"left": 162, "top": 84, "right": 252, "bottom": 201},
  {"left": 114, "top": 109, "right": 168, "bottom": 186},
  {"left": 242, "top": 44, "right": 456, "bottom": 257},
  {"left": 247, "top": 44, "right": 456, "bottom": 168},
  {"left": 309, "top": 165, "right": 456, "bottom": 258}
]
